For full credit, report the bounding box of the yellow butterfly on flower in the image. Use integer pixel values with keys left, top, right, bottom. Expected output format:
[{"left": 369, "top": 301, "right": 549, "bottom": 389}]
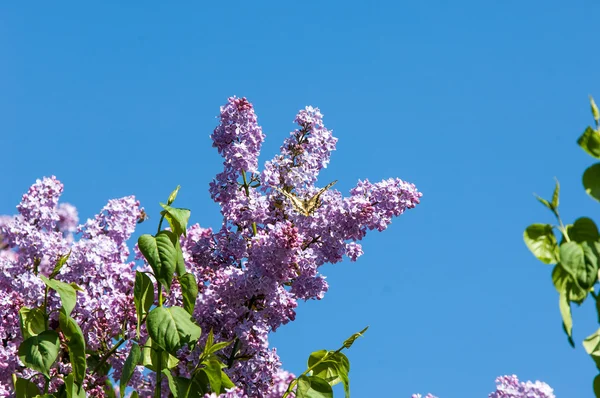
[{"left": 274, "top": 180, "right": 337, "bottom": 216}]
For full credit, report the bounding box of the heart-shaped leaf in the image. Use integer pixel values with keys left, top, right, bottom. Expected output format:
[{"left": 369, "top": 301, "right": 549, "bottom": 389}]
[
  {"left": 147, "top": 306, "right": 201, "bottom": 354},
  {"left": 18, "top": 330, "right": 60, "bottom": 378}
]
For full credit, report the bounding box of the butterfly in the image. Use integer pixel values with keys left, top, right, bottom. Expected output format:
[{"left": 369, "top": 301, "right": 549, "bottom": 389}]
[{"left": 274, "top": 180, "right": 338, "bottom": 216}]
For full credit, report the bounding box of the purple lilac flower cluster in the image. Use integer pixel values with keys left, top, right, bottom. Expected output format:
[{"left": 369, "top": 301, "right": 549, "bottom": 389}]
[
  {"left": 0, "top": 177, "right": 142, "bottom": 395},
  {"left": 410, "top": 375, "right": 555, "bottom": 398},
  {"left": 488, "top": 375, "right": 555, "bottom": 398},
  {"left": 160, "top": 96, "right": 423, "bottom": 396},
  {"left": 0, "top": 97, "right": 423, "bottom": 397}
]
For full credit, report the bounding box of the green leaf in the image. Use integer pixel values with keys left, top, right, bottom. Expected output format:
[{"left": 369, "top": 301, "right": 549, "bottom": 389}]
[
  {"left": 203, "top": 329, "right": 215, "bottom": 356},
  {"left": 202, "top": 358, "right": 224, "bottom": 393},
  {"left": 15, "top": 377, "right": 41, "bottom": 398},
  {"left": 578, "top": 126, "right": 600, "bottom": 158},
  {"left": 141, "top": 339, "right": 179, "bottom": 371},
  {"left": 559, "top": 290, "right": 574, "bottom": 347},
  {"left": 130, "top": 392, "right": 139, "bottom": 398},
  {"left": 296, "top": 375, "right": 333, "bottom": 398},
  {"left": 342, "top": 326, "right": 368, "bottom": 349},
  {"left": 551, "top": 179, "right": 560, "bottom": 209},
  {"left": 39, "top": 275, "right": 78, "bottom": 316},
  {"left": 104, "top": 380, "right": 117, "bottom": 398},
  {"left": 162, "top": 370, "right": 179, "bottom": 397},
  {"left": 560, "top": 241, "right": 600, "bottom": 289},
  {"left": 138, "top": 231, "right": 177, "bottom": 293},
  {"left": 523, "top": 224, "right": 559, "bottom": 264},
  {"left": 220, "top": 368, "right": 235, "bottom": 390},
  {"left": 161, "top": 371, "right": 201, "bottom": 398},
  {"left": 591, "top": 95, "right": 600, "bottom": 123},
  {"left": 309, "top": 351, "right": 350, "bottom": 390},
  {"left": 583, "top": 163, "right": 600, "bottom": 202},
  {"left": 584, "top": 328, "right": 600, "bottom": 370},
  {"left": 568, "top": 217, "right": 600, "bottom": 243},
  {"left": 18, "top": 330, "right": 60, "bottom": 378},
  {"left": 19, "top": 307, "right": 46, "bottom": 339},
  {"left": 120, "top": 343, "right": 141, "bottom": 398},
  {"left": 552, "top": 264, "right": 587, "bottom": 304},
  {"left": 190, "top": 371, "right": 209, "bottom": 396},
  {"left": 160, "top": 204, "right": 191, "bottom": 238},
  {"left": 175, "top": 239, "right": 186, "bottom": 276},
  {"left": 179, "top": 273, "right": 198, "bottom": 315},
  {"left": 64, "top": 374, "right": 86, "bottom": 398},
  {"left": 59, "top": 310, "right": 86, "bottom": 387},
  {"left": 594, "top": 374, "right": 600, "bottom": 398},
  {"left": 534, "top": 194, "right": 552, "bottom": 211},
  {"left": 207, "top": 341, "right": 233, "bottom": 356},
  {"left": 146, "top": 306, "right": 201, "bottom": 354},
  {"left": 167, "top": 185, "right": 181, "bottom": 206},
  {"left": 133, "top": 271, "right": 154, "bottom": 338},
  {"left": 49, "top": 251, "right": 71, "bottom": 279}
]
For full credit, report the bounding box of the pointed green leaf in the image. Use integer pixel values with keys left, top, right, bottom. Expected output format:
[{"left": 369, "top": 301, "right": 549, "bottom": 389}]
[
  {"left": 18, "top": 330, "right": 60, "bottom": 378},
  {"left": 160, "top": 204, "right": 191, "bottom": 238},
  {"left": 584, "top": 328, "right": 600, "bottom": 370},
  {"left": 175, "top": 239, "right": 186, "bottom": 276},
  {"left": 120, "top": 343, "right": 141, "bottom": 398},
  {"left": 179, "top": 273, "right": 198, "bottom": 315},
  {"left": 206, "top": 341, "right": 233, "bottom": 357},
  {"left": 147, "top": 306, "right": 201, "bottom": 354},
  {"left": 584, "top": 163, "right": 600, "bottom": 201},
  {"left": 15, "top": 377, "right": 41, "bottom": 398},
  {"left": 130, "top": 392, "right": 139, "bottom": 398},
  {"left": 64, "top": 374, "right": 86, "bottom": 398},
  {"left": 296, "top": 375, "right": 333, "bottom": 398},
  {"left": 551, "top": 179, "right": 560, "bottom": 209},
  {"left": 552, "top": 264, "right": 587, "bottom": 304},
  {"left": 534, "top": 194, "right": 552, "bottom": 211},
  {"left": 578, "top": 127, "right": 600, "bottom": 158},
  {"left": 591, "top": 96, "right": 600, "bottom": 123},
  {"left": 560, "top": 241, "right": 599, "bottom": 290},
  {"left": 524, "top": 224, "right": 559, "bottom": 264},
  {"left": 559, "top": 290, "right": 574, "bottom": 347},
  {"left": 594, "top": 374, "right": 600, "bottom": 398},
  {"left": 39, "top": 275, "right": 78, "bottom": 316},
  {"left": 59, "top": 310, "right": 86, "bottom": 387},
  {"left": 141, "top": 339, "right": 179, "bottom": 371},
  {"left": 202, "top": 358, "right": 223, "bottom": 393},
  {"left": 167, "top": 185, "right": 181, "bottom": 206},
  {"left": 342, "top": 326, "right": 368, "bottom": 349},
  {"left": 49, "top": 251, "right": 71, "bottom": 279},
  {"left": 134, "top": 271, "right": 154, "bottom": 338},
  {"left": 19, "top": 307, "right": 46, "bottom": 339},
  {"left": 138, "top": 231, "right": 177, "bottom": 293}
]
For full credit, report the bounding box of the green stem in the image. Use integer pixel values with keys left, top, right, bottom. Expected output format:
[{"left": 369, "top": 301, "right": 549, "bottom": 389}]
[
  {"left": 155, "top": 349, "right": 162, "bottom": 398},
  {"left": 158, "top": 282, "right": 163, "bottom": 307},
  {"left": 553, "top": 209, "right": 570, "bottom": 243},
  {"left": 43, "top": 286, "right": 49, "bottom": 330},
  {"left": 157, "top": 214, "right": 165, "bottom": 235},
  {"left": 92, "top": 338, "right": 126, "bottom": 376}
]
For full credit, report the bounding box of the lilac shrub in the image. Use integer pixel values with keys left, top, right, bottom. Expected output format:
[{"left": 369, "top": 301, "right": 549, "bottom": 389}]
[
  {"left": 0, "top": 96, "right": 554, "bottom": 397},
  {"left": 0, "top": 177, "right": 142, "bottom": 395}
]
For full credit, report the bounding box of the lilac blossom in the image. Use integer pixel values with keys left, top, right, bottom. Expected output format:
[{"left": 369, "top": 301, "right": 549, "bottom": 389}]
[
  {"left": 0, "top": 176, "right": 141, "bottom": 396},
  {"left": 1, "top": 97, "right": 422, "bottom": 397},
  {"left": 489, "top": 375, "right": 555, "bottom": 398}
]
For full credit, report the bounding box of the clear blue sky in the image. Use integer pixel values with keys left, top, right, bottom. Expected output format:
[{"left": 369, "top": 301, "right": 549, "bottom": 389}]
[{"left": 2, "top": 1, "right": 600, "bottom": 396}]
